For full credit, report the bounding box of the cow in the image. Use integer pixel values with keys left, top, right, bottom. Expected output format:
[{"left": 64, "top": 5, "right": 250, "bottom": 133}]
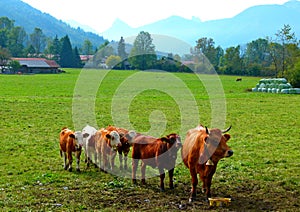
[
  {"left": 94, "top": 128, "right": 121, "bottom": 172},
  {"left": 59, "top": 127, "right": 84, "bottom": 172},
  {"left": 132, "top": 133, "right": 182, "bottom": 191},
  {"left": 106, "top": 126, "right": 137, "bottom": 170},
  {"left": 181, "top": 125, "right": 233, "bottom": 202},
  {"left": 82, "top": 125, "right": 97, "bottom": 168}
]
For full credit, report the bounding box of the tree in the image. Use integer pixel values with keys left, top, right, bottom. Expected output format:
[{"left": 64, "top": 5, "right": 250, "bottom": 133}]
[
  {"left": 269, "top": 24, "right": 298, "bottom": 77},
  {"left": 221, "top": 45, "right": 242, "bottom": 75},
  {"left": 73, "top": 46, "right": 82, "bottom": 68},
  {"left": 0, "top": 47, "right": 10, "bottom": 67},
  {"left": 82, "top": 39, "right": 93, "bottom": 55},
  {"left": 8, "top": 60, "right": 21, "bottom": 73},
  {"left": 8, "top": 26, "right": 27, "bottom": 57},
  {"left": 60, "top": 35, "right": 74, "bottom": 67},
  {"left": 29, "top": 28, "right": 46, "bottom": 55},
  {"left": 45, "top": 35, "right": 61, "bottom": 62},
  {"left": 195, "top": 37, "right": 223, "bottom": 70},
  {"left": 129, "top": 31, "right": 156, "bottom": 70},
  {"left": 106, "top": 55, "right": 122, "bottom": 69},
  {"left": 118, "top": 36, "right": 127, "bottom": 60},
  {"left": 118, "top": 36, "right": 127, "bottom": 69}
]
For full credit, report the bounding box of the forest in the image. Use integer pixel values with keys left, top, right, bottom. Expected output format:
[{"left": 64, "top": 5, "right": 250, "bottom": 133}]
[{"left": 0, "top": 16, "right": 300, "bottom": 87}]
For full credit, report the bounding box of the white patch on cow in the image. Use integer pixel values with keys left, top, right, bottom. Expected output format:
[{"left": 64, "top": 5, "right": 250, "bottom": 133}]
[
  {"left": 74, "top": 131, "right": 84, "bottom": 146},
  {"left": 126, "top": 130, "right": 137, "bottom": 144},
  {"left": 205, "top": 159, "right": 214, "bottom": 166},
  {"left": 109, "top": 131, "right": 121, "bottom": 147}
]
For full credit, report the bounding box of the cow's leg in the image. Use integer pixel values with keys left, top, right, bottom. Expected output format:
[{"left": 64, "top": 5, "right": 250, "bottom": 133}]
[
  {"left": 168, "top": 168, "right": 174, "bottom": 189},
  {"left": 110, "top": 150, "right": 117, "bottom": 171},
  {"left": 204, "top": 166, "right": 216, "bottom": 199},
  {"left": 123, "top": 153, "right": 128, "bottom": 170},
  {"left": 159, "top": 167, "right": 165, "bottom": 192},
  {"left": 75, "top": 151, "right": 81, "bottom": 172},
  {"left": 189, "top": 168, "right": 198, "bottom": 202},
  {"left": 102, "top": 150, "right": 108, "bottom": 173},
  {"left": 97, "top": 151, "right": 102, "bottom": 171},
  {"left": 132, "top": 159, "right": 139, "bottom": 184},
  {"left": 67, "top": 152, "right": 73, "bottom": 172},
  {"left": 141, "top": 162, "right": 147, "bottom": 185},
  {"left": 118, "top": 152, "right": 123, "bottom": 170},
  {"left": 93, "top": 151, "right": 98, "bottom": 168},
  {"left": 62, "top": 152, "right": 68, "bottom": 170}
]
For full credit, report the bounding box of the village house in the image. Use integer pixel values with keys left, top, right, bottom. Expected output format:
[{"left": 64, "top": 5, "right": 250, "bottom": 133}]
[{"left": 11, "top": 58, "right": 61, "bottom": 74}]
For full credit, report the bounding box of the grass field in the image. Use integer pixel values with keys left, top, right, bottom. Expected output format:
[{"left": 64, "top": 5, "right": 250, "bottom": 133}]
[{"left": 0, "top": 69, "right": 299, "bottom": 211}]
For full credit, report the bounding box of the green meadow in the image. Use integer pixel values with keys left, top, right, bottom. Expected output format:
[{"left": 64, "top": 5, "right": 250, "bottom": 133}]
[{"left": 0, "top": 69, "right": 299, "bottom": 211}]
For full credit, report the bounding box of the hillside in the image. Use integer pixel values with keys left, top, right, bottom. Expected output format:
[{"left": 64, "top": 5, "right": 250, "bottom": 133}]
[
  {"left": 102, "top": 1, "right": 300, "bottom": 48},
  {"left": 0, "top": 0, "right": 106, "bottom": 48}
]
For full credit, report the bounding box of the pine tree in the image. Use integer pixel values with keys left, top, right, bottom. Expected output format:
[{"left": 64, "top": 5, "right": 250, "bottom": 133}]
[{"left": 60, "top": 35, "right": 74, "bottom": 67}]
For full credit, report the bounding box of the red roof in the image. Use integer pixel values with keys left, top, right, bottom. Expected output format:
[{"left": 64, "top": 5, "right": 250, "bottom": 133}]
[{"left": 12, "top": 58, "right": 60, "bottom": 68}]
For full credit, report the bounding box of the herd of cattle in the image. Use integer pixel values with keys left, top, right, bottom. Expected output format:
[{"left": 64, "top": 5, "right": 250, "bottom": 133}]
[{"left": 59, "top": 124, "right": 233, "bottom": 202}]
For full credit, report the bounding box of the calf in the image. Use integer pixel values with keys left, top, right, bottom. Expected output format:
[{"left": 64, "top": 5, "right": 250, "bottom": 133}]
[
  {"left": 106, "top": 126, "right": 137, "bottom": 170},
  {"left": 94, "top": 128, "right": 121, "bottom": 172},
  {"left": 132, "top": 133, "right": 182, "bottom": 191},
  {"left": 59, "top": 127, "right": 84, "bottom": 172},
  {"left": 82, "top": 125, "right": 97, "bottom": 168},
  {"left": 181, "top": 125, "right": 233, "bottom": 202}
]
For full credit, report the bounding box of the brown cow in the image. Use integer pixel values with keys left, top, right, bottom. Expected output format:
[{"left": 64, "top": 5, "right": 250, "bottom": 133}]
[
  {"left": 59, "top": 127, "right": 85, "bottom": 172},
  {"left": 132, "top": 133, "right": 182, "bottom": 191},
  {"left": 94, "top": 128, "right": 121, "bottom": 172},
  {"left": 181, "top": 125, "right": 233, "bottom": 202},
  {"left": 106, "top": 126, "right": 136, "bottom": 170}
]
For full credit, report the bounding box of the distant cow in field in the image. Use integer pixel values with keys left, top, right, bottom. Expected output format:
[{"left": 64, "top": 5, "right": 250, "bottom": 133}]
[
  {"left": 106, "top": 126, "right": 137, "bottom": 170},
  {"left": 94, "top": 128, "right": 121, "bottom": 172},
  {"left": 132, "top": 133, "right": 182, "bottom": 191},
  {"left": 82, "top": 125, "right": 97, "bottom": 168},
  {"left": 59, "top": 127, "right": 84, "bottom": 172},
  {"left": 181, "top": 125, "right": 233, "bottom": 202},
  {"left": 236, "top": 78, "right": 242, "bottom": 81}
]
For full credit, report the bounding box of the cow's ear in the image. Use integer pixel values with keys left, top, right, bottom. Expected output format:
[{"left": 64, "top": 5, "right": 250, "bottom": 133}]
[
  {"left": 204, "top": 135, "right": 209, "bottom": 143},
  {"left": 69, "top": 134, "right": 75, "bottom": 139},
  {"left": 161, "top": 137, "right": 169, "bottom": 143},
  {"left": 223, "top": 134, "right": 231, "bottom": 142},
  {"left": 106, "top": 134, "right": 111, "bottom": 139},
  {"left": 169, "top": 137, "right": 176, "bottom": 144},
  {"left": 83, "top": 133, "right": 89, "bottom": 138}
]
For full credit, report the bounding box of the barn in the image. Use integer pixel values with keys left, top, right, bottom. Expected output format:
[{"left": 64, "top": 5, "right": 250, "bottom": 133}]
[{"left": 12, "top": 58, "right": 61, "bottom": 74}]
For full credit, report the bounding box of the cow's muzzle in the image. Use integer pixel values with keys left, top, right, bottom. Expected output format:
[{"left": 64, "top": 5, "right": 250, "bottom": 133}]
[{"left": 226, "top": 150, "right": 233, "bottom": 157}]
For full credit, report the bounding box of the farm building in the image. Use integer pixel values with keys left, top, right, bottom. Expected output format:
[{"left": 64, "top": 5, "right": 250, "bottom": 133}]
[{"left": 11, "top": 58, "right": 61, "bottom": 74}]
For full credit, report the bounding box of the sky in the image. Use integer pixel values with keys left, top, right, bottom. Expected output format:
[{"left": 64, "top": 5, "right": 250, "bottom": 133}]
[{"left": 21, "top": 0, "right": 290, "bottom": 33}]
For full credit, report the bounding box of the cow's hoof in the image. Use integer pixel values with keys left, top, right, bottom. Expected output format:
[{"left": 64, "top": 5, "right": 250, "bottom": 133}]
[
  {"left": 141, "top": 179, "right": 146, "bottom": 185},
  {"left": 76, "top": 168, "right": 81, "bottom": 172},
  {"left": 132, "top": 179, "right": 137, "bottom": 185},
  {"left": 64, "top": 166, "right": 68, "bottom": 170},
  {"left": 68, "top": 168, "right": 72, "bottom": 172},
  {"left": 160, "top": 188, "right": 165, "bottom": 192}
]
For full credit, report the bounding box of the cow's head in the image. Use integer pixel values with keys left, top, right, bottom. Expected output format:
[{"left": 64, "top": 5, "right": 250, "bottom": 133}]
[
  {"left": 124, "top": 130, "right": 137, "bottom": 145},
  {"left": 106, "top": 130, "right": 121, "bottom": 150},
  {"left": 162, "top": 133, "right": 182, "bottom": 150},
  {"left": 68, "top": 131, "right": 82, "bottom": 151},
  {"left": 204, "top": 126, "right": 233, "bottom": 162}
]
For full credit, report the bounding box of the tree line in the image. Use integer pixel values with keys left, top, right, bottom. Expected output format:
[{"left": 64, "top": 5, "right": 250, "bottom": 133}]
[
  {"left": 0, "top": 16, "right": 299, "bottom": 86},
  {"left": 0, "top": 17, "right": 97, "bottom": 68}
]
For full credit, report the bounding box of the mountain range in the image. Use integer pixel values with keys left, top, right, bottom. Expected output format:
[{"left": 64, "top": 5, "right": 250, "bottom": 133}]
[
  {"left": 0, "top": 0, "right": 105, "bottom": 48},
  {"left": 1, "top": 0, "right": 300, "bottom": 54},
  {"left": 102, "top": 0, "right": 300, "bottom": 51}
]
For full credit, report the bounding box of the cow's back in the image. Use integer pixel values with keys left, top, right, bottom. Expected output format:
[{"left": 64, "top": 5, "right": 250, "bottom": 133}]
[
  {"left": 60, "top": 128, "right": 74, "bottom": 153},
  {"left": 181, "top": 128, "right": 206, "bottom": 169},
  {"left": 132, "top": 135, "right": 158, "bottom": 159}
]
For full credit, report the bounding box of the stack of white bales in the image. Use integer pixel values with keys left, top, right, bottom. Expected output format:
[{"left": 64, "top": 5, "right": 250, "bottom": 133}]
[{"left": 252, "top": 78, "right": 300, "bottom": 94}]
